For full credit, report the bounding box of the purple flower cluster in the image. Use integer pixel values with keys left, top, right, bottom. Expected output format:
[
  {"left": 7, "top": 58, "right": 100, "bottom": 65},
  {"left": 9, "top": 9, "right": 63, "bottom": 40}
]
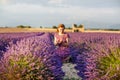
[
  {"left": 0, "top": 32, "right": 44, "bottom": 59},
  {"left": 0, "top": 32, "right": 64, "bottom": 80},
  {"left": 68, "top": 32, "right": 120, "bottom": 80},
  {"left": 0, "top": 32, "right": 120, "bottom": 80}
]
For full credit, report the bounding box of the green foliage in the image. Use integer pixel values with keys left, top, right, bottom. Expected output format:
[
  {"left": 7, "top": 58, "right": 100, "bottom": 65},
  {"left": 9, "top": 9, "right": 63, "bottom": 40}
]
[
  {"left": 25, "top": 26, "right": 31, "bottom": 28},
  {"left": 52, "top": 26, "right": 57, "bottom": 29},
  {"left": 16, "top": 25, "right": 31, "bottom": 28},
  {"left": 0, "top": 53, "right": 54, "bottom": 80},
  {"left": 40, "top": 26, "right": 42, "bottom": 28},
  {"left": 17, "top": 25, "right": 24, "bottom": 28},
  {"left": 66, "top": 27, "right": 72, "bottom": 29},
  {"left": 104, "top": 29, "right": 120, "bottom": 31},
  {"left": 78, "top": 24, "right": 84, "bottom": 28},
  {"left": 73, "top": 24, "right": 77, "bottom": 28},
  {"left": 97, "top": 48, "right": 120, "bottom": 80},
  {"left": 73, "top": 24, "right": 84, "bottom": 28}
]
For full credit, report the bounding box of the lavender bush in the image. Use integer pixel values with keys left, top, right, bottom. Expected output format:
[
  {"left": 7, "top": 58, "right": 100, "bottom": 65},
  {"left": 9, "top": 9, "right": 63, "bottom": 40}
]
[
  {"left": 0, "top": 32, "right": 120, "bottom": 80},
  {"left": 0, "top": 32, "right": 44, "bottom": 59},
  {"left": 0, "top": 33, "right": 64, "bottom": 80},
  {"left": 97, "top": 48, "right": 120, "bottom": 80},
  {"left": 0, "top": 52, "right": 54, "bottom": 80},
  {"left": 68, "top": 32, "right": 120, "bottom": 80}
]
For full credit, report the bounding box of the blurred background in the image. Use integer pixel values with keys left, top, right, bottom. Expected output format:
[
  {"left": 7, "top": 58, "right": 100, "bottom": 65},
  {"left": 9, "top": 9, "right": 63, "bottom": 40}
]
[{"left": 0, "top": 0, "right": 120, "bottom": 29}]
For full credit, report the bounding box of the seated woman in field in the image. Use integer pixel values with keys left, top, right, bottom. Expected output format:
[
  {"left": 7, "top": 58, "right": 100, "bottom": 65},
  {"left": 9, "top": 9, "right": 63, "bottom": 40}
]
[{"left": 54, "top": 24, "right": 70, "bottom": 62}]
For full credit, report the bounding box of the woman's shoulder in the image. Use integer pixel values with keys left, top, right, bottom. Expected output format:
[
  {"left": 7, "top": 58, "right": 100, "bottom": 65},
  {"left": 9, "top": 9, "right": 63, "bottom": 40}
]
[{"left": 54, "top": 33, "right": 59, "bottom": 38}]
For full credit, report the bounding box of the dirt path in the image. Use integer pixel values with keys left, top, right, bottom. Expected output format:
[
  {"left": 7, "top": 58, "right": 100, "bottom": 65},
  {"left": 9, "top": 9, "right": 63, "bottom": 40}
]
[{"left": 62, "top": 63, "right": 82, "bottom": 80}]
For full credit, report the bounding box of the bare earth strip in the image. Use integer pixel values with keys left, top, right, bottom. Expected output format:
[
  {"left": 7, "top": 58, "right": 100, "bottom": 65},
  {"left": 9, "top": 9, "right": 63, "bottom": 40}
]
[
  {"left": 0, "top": 28, "right": 71, "bottom": 33},
  {"left": 0, "top": 28, "right": 120, "bottom": 33},
  {"left": 84, "top": 30, "right": 120, "bottom": 33}
]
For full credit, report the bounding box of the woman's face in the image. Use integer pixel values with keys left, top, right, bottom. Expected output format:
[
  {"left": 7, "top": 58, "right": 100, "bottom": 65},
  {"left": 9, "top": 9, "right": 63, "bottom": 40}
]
[{"left": 58, "top": 27, "right": 64, "bottom": 33}]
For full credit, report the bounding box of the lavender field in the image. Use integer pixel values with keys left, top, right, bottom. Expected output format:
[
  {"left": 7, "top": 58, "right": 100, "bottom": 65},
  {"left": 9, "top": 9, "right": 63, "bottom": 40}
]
[{"left": 0, "top": 32, "right": 120, "bottom": 80}]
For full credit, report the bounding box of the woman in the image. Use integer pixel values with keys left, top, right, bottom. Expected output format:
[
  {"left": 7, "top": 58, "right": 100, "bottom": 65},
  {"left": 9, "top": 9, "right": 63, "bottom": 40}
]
[{"left": 54, "top": 24, "right": 70, "bottom": 62}]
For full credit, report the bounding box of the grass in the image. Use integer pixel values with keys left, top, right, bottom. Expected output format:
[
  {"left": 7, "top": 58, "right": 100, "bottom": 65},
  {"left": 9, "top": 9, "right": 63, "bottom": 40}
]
[{"left": 97, "top": 48, "right": 120, "bottom": 80}]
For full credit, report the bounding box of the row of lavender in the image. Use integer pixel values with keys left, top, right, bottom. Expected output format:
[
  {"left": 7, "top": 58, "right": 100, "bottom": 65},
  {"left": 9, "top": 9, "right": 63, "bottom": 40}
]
[
  {"left": 0, "top": 32, "right": 120, "bottom": 80},
  {"left": 0, "top": 32, "right": 44, "bottom": 58},
  {"left": 0, "top": 32, "right": 64, "bottom": 80},
  {"left": 68, "top": 32, "right": 120, "bottom": 80}
]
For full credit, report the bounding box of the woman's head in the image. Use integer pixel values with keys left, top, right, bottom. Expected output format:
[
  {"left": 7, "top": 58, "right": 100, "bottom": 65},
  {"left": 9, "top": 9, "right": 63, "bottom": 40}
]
[{"left": 57, "top": 24, "right": 65, "bottom": 33}]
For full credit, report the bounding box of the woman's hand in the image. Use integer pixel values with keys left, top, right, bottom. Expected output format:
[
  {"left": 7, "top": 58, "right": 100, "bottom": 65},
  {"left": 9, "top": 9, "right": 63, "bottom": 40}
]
[
  {"left": 54, "top": 37, "right": 61, "bottom": 46},
  {"left": 57, "top": 39, "right": 62, "bottom": 44}
]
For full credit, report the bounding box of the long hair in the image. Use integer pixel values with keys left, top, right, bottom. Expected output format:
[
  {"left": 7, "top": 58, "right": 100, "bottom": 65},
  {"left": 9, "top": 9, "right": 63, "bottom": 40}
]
[{"left": 57, "top": 24, "right": 65, "bottom": 32}]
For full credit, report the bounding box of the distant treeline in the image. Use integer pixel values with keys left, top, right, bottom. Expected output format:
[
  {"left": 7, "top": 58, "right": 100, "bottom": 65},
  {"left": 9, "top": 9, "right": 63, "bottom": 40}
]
[
  {"left": 0, "top": 25, "right": 32, "bottom": 28},
  {"left": 0, "top": 25, "right": 71, "bottom": 29},
  {"left": 0, "top": 25, "right": 119, "bottom": 31},
  {"left": 16, "top": 25, "right": 32, "bottom": 28},
  {"left": 16, "top": 25, "right": 72, "bottom": 29}
]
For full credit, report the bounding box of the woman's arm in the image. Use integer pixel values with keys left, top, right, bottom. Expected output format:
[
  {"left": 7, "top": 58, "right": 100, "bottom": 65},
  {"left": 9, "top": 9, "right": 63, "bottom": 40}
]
[
  {"left": 63, "top": 34, "right": 70, "bottom": 47},
  {"left": 66, "top": 38, "right": 69, "bottom": 43},
  {"left": 54, "top": 37, "right": 57, "bottom": 45}
]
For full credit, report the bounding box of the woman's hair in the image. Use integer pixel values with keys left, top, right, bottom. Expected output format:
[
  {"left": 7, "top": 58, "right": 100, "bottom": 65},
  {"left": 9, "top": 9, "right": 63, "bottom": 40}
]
[{"left": 57, "top": 24, "right": 65, "bottom": 32}]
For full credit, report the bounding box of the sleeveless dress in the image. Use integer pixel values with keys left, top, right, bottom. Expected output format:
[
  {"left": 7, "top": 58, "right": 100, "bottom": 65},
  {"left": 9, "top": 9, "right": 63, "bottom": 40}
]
[{"left": 54, "top": 33, "right": 70, "bottom": 62}]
